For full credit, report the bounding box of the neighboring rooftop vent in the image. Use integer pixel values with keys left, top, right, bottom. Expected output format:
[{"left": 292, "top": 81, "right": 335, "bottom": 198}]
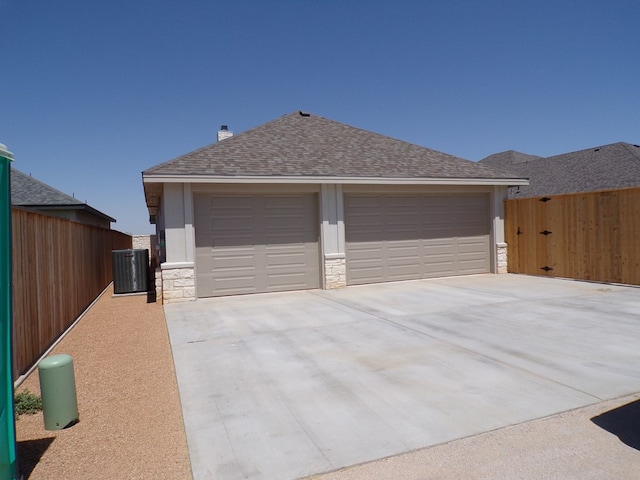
[
  {"left": 217, "top": 125, "right": 233, "bottom": 142},
  {"left": 299, "top": 111, "right": 310, "bottom": 117}
]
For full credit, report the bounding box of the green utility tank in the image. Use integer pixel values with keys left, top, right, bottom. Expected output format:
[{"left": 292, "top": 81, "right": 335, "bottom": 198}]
[{"left": 38, "top": 354, "right": 79, "bottom": 430}]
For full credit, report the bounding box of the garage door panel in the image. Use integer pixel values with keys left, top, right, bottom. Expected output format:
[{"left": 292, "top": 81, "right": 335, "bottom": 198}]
[
  {"left": 348, "top": 243, "right": 384, "bottom": 257},
  {"left": 203, "top": 195, "right": 253, "bottom": 211},
  {"left": 208, "top": 266, "right": 256, "bottom": 278},
  {"left": 457, "top": 238, "right": 489, "bottom": 253},
  {"left": 388, "top": 271, "right": 420, "bottom": 281},
  {"left": 264, "top": 234, "right": 307, "bottom": 245},
  {"left": 385, "top": 229, "right": 422, "bottom": 242},
  {"left": 265, "top": 216, "right": 305, "bottom": 230},
  {"left": 212, "top": 277, "right": 258, "bottom": 295},
  {"left": 387, "top": 242, "right": 420, "bottom": 256},
  {"left": 346, "top": 193, "right": 490, "bottom": 285},
  {"left": 346, "top": 217, "right": 381, "bottom": 233},
  {"left": 207, "top": 253, "right": 256, "bottom": 270},
  {"left": 388, "top": 216, "right": 420, "bottom": 228},
  {"left": 210, "top": 217, "right": 253, "bottom": 232},
  {"left": 347, "top": 229, "right": 383, "bottom": 243},
  {"left": 348, "top": 266, "right": 384, "bottom": 284},
  {"left": 457, "top": 245, "right": 490, "bottom": 273},
  {"left": 206, "top": 233, "right": 254, "bottom": 248},
  {"left": 265, "top": 272, "right": 311, "bottom": 289},
  {"left": 457, "top": 259, "right": 488, "bottom": 272},
  {"left": 265, "top": 252, "right": 307, "bottom": 267},
  {"left": 423, "top": 206, "right": 451, "bottom": 217},
  {"left": 388, "top": 263, "right": 421, "bottom": 279},
  {"left": 423, "top": 245, "right": 455, "bottom": 259},
  {"left": 348, "top": 195, "right": 383, "bottom": 206},
  {"left": 264, "top": 195, "right": 306, "bottom": 208},
  {"left": 195, "top": 193, "right": 320, "bottom": 297},
  {"left": 424, "top": 263, "right": 455, "bottom": 277},
  {"left": 422, "top": 227, "right": 456, "bottom": 240},
  {"left": 457, "top": 227, "right": 489, "bottom": 237},
  {"left": 461, "top": 205, "right": 487, "bottom": 217}
]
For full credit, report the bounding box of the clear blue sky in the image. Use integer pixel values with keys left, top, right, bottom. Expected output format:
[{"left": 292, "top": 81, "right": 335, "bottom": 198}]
[{"left": 1, "top": 1, "right": 638, "bottom": 234}]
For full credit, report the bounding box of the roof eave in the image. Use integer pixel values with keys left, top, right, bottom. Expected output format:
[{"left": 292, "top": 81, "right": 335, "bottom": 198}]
[
  {"left": 18, "top": 203, "right": 117, "bottom": 223},
  {"left": 142, "top": 174, "right": 529, "bottom": 187}
]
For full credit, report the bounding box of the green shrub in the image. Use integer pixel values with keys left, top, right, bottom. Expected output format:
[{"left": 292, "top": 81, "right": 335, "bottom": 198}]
[{"left": 14, "top": 389, "right": 42, "bottom": 417}]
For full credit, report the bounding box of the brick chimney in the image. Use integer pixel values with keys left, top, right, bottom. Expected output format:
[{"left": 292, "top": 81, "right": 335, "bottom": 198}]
[{"left": 217, "top": 125, "right": 233, "bottom": 142}]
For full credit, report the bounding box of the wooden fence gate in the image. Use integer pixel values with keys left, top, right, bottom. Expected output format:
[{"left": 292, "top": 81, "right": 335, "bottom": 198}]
[{"left": 505, "top": 188, "right": 640, "bottom": 285}]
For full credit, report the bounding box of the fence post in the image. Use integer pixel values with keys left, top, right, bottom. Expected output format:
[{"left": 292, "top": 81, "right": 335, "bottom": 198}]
[{"left": 0, "top": 143, "right": 17, "bottom": 480}]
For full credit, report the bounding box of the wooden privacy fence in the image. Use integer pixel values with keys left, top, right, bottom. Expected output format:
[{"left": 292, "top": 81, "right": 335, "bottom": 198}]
[
  {"left": 12, "top": 207, "right": 132, "bottom": 380},
  {"left": 505, "top": 188, "right": 640, "bottom": 285}
]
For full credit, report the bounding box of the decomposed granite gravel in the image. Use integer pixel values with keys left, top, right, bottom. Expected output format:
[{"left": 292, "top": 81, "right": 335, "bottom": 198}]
[{"left": 14, "top": 286, "right": 192, "bottom": 480}]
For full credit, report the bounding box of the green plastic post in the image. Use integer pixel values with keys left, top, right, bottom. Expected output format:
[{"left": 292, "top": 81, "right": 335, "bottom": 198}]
[
  {"left": 0, "top": 143, "right": 17, "bottom": 480},
  {"left": 38, "top": 354, "right": 78, "bottom": 430}
]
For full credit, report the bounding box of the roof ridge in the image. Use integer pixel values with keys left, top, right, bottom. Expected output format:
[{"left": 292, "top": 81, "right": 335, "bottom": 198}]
[
  {"left": 541, "top": 141, "right": 638, "bottom": 161},
  {"left": 620, "top": 142, "right": 640, "bottom": 161}
]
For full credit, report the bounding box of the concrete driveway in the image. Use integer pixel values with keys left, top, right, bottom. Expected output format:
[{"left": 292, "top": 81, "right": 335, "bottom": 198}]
[{"left": 164, "top": 274, "right": 640, "bottom": 480}]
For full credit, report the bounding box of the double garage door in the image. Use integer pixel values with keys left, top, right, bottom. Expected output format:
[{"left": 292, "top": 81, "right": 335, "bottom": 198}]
[
  {"left": 345, "top": 193, "right": 490, "bottom": 285},
  {"left": 194, "top": 192, "right": 490, "bottom": 297}
]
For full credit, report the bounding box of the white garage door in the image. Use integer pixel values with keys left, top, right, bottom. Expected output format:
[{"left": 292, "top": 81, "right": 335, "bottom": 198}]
[
  {"left": 194, "top": 193, "right": 320, "bottom": 297},
  {"left": 345, "top": 194, "right": 490, "bottom": 285}
]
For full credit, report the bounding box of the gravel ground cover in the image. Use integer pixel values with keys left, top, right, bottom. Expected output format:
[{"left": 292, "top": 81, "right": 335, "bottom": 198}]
[{"left": 14, "top": 286, "right": 192, "bottom": 480}]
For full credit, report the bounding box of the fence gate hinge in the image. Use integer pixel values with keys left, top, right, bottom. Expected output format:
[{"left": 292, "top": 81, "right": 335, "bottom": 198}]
[
  {"left": 540, "top": 230, "right": 552, "bottom": 235},
  {"left": 540, "top": 197, "right": 551, "bottom": 202},
  {"left": 541, "top": 266, "right": 554, "bottom": 272}
]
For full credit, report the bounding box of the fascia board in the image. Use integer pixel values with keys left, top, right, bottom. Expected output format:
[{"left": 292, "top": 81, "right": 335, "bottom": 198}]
[{"left": 142, "top": 174, "right": 529, "bottom": 186}]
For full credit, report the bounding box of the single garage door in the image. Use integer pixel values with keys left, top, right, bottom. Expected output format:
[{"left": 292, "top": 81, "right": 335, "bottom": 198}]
[
  {"left": 345, "top": 193, "right": 490, "bottom": 285},
  {"left": 194, "top": 193, "right": 320, "bottom": 297}
]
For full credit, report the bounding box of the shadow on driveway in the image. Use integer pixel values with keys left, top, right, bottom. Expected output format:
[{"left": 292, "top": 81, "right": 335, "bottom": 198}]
[{"left": 592, "top": 399, "right": 640, "bottom": 450}]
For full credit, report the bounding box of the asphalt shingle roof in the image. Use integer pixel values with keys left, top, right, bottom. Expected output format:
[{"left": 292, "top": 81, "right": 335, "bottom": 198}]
[
  {"left": 11, "top": 167, "right": 116, "bottom": 222},
  {"left": 479, "top": 150, "right": 542, "bottom": 169},
  {"left": 144, "top": 111, "right": 520, "bottom": 180},
  {"left": 479, "top": 142, "right": 640, "bottom": 198},
  {"left": 11, "top": 168, "right": 84, "bottom": 205}
]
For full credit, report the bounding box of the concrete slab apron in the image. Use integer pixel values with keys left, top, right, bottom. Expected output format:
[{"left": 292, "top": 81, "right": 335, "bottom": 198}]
[{"left": 164, "top": 274, "right": 640, "bottom": 480}]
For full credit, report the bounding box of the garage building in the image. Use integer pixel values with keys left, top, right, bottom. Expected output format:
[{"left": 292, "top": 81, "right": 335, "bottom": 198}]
[{"left": 143, "top": 111, "right": 526, "bottom": 302}]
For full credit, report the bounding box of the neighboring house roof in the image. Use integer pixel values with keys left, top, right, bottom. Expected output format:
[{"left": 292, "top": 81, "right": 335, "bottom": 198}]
[
  {"left": 12, "top": 167, "right": 83, "bottom": 205},
  {"left": 144, "top": 111, "right": 524, "bottom": 181},
  {"left": 479, "top": 150, "right": 542, "bottom": 168},
  {"left": 479, "top": 142, "right": 640, "bottom": 198},
  {"left": 11, "top": 168, "right": 116, "bottom": 223}
]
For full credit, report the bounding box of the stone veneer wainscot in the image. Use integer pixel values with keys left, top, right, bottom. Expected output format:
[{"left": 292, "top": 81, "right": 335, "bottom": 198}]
[
  {"left": 497, "top": 243, "right": 508, "bottom": 274},
  {"left": 324, "top": 254, "right": 346, "bottom": 289},
  {"left": 160, "top": 265, "right": 196, "bottom": 303}
]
